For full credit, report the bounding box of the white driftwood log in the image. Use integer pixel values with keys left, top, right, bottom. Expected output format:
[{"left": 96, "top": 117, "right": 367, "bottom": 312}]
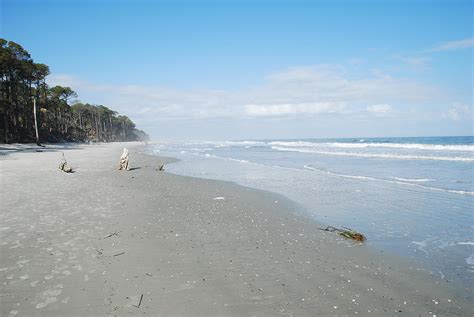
[
  {"left": 118, "top": 148, "right": 130, "bottom": 171},
  {"left": 59, "top": 152, "right": 72, "bottom": 173}
]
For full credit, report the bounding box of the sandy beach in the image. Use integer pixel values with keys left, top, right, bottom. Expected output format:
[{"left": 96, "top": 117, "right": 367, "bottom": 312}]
[{"left": 0, "top": 143, "right": 472, "bottom": 316}]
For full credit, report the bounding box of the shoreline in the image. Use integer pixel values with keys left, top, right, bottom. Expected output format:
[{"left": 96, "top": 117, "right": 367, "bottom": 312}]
[
  {"left": 148, "top": 140, "right": 474, "bottom": 294},
  {"left": 0, "top": 143, "right": 472, "bottom": 316},
  {"left": 146, "top": 145, "right": 474, "bottom": 297}
]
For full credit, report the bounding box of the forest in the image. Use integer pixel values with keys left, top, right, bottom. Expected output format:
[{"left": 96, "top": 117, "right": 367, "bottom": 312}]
[{"left": 0, "top": 38, "right": 149, "bottom": 144}]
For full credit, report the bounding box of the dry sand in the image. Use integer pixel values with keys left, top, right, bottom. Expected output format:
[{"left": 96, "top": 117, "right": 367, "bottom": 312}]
[{"left": 0, "top": 143, "right": 472, "bottom": 316}]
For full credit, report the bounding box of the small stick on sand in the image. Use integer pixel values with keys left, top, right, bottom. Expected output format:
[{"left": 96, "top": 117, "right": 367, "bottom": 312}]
[
  {"left": 157, "top": 164, "right": 165, "bottom": 171},
  {"left": 102, "top": 232, "right": 119, "bottom": 239},
  {"left": 113, "top": 251, "right": 125, "bottom": 257},
  {"left": 132, "top": 294, "right": 143, "bottom": 308}
]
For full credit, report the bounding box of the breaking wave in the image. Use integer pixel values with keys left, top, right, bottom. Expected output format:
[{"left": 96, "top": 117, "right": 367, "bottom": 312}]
[
  {"left": 303, "top": 165, "right": 474, "bottom": 196},
  {"left": 392, "top": 177, "right": 435, "bottom": 182},
  {"left": 269, "top": 141, "right": 474, "bottom": 152},
  {"left": 272, "top": 146, "right": 474, "bottom": 162}
]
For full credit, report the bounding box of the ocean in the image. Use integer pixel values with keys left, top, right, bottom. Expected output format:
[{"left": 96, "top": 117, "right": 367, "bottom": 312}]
[{"left": 147, "top": 136, "right": 474, "bottom": 293}]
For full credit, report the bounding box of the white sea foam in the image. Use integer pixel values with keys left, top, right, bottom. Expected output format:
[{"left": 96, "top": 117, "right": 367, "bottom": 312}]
[
  {"left": 466, "top": 254, "right": 474, "bottom": 272},
  {"left": 392, "top": 177, "right": 435, "bottom": 182},
  {"left": 269, "top": 141, "right": 474, "bottom": 151},
  {"left": 189, "top": 147, "right": 212, "bottom": 152},
  {"left": 200, "top": 153, "right": 251, "bottom": 164},
  {"left": 209, "top": 140, "right": 266, "bottom": 148},
  {"left": 303, "top": 165, "right": 474, "bottom": 196},
  {"left": 270, "top": 141, "right": 326, "bottom": 148},
  {"left": 272, "top": 146, "right": 474, "bottom": 162},
  {"left": 227, "top": 157, "right": 250, "bottom": 163},
  {"left": 412, "top": 240, "right": 430, "bottom": 255},
  {"left": 458, "top": 242, "right": 474, "bottom": 246}
]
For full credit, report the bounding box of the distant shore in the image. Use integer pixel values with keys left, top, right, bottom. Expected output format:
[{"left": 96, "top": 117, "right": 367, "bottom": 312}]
[{"left": 0, "top": 143, "right": 472, "bottom": 316}]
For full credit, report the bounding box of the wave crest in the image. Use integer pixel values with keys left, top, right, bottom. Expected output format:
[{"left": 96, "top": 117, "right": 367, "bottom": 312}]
[
  {"left": 303, "top": 165, "right": 474, "bottom": 196},
  {"left": 272, "top": 146, "right": 474, "bottom": 162},
  {"left": 269, "top": 141, "right": 474, "bottom": 151}
]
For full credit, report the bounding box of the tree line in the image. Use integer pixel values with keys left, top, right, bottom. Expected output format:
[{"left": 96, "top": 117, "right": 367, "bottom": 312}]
[{"left": 0, "top": 38, "right": 149, "bottom": 144}]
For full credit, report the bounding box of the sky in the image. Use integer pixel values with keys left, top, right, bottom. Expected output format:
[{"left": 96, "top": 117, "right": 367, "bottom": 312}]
[{"left": 1, "top": 0, "right": 473, "bottom": 140}]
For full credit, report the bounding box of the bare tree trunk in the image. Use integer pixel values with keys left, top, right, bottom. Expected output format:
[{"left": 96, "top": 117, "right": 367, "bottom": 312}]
[
  {"left": 3, "top": 113, "right": 9, "bottom": 143},
  {"left": 33, "top": 97, "right": 40, "bottom": 145},
  {"left": 95, "top": 115, "right": 99, "bottom": 142}
]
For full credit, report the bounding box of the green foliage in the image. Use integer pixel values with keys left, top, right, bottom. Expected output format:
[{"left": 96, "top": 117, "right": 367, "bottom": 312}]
[{"left": 0, "top": 38, "right": 149, "bottom": 143}]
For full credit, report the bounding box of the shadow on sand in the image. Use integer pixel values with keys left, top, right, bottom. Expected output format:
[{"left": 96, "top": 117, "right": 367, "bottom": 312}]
[{"left": 0, "top": 142, "right": 115, "bottom": 157}]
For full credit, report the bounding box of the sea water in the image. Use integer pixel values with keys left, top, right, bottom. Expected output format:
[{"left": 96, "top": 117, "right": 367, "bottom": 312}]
[{"left": 148, "top": 136, "right": 474, "bottom": 293}]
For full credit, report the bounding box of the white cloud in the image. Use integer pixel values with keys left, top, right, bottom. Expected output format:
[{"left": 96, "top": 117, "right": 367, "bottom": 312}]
[
  {"left": 366, "top": 104, "right": 394, "bottom": 117},
  {"left": 47, "top": 65, "right": 442, "bottom": 126},
  {"left": 394, "top": 55, "right": 431, "bottom": 69},
  {"left": 443, "top": 103, "right": 473, "bottom": 121},
  {"left": 430, "top": 38, "right": 474, "bottom": 52},
  {"left": 244, "top": 102, "right": 346, "bottom": 116}
]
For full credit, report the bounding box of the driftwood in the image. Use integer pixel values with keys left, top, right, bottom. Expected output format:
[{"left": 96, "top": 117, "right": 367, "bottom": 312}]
[
  {"left": 319, "top": 226, "right": 366, "bottom": 242},
  {"left": 102, "top": 232, "right": 119, "bottom": 239},
  {"left": 58, "top": 152, "right": 73, "bottom": 173},
  {"left": 132, "top": 294, "right": 144, "bottom": 308},
  {"left": 118, "top": 148, "right": 130, "bottom": 171},
  {"left": 158, "top": 164, "right": 164, "bottom": 171}
]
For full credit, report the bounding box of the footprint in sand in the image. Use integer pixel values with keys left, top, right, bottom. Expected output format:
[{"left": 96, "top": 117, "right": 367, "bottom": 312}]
[
  {"left": 36, "top": 297, "right": 57, "bottom": 309},
  {"left": 43, "top": 288, "right": 62, "bottom": 297},
  {"left": 16, "top": 259, "right": 31, "bottom": 266}
]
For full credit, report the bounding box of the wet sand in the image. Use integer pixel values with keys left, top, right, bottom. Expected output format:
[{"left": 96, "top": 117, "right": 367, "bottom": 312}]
[{"left": 0, "top": 143, "right": 472, "bottom": 316}]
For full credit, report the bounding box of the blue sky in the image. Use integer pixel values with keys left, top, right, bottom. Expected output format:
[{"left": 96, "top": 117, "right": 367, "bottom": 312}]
[{"left": 1, "top": 0, "right": 473, "bottom": 140}]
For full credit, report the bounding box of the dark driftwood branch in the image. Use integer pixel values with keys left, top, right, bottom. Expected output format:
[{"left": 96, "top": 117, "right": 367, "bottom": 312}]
[
  {"left": 113, "top": 251, "right": 125, "bottom": 257},
  {"left": 102, "top": 232, "right": 119, "bottom": 239},
  {"left": 133, "top": 294, "right": 143, "bottom": 308},
  {"left": 156, "top": 164, "right": 165, "bottom": 171}
]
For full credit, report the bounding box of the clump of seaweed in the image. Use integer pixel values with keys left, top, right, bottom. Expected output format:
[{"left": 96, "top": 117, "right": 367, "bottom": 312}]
[{"left": 319, "top": 226, "right": 366, "bottom": 242}]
